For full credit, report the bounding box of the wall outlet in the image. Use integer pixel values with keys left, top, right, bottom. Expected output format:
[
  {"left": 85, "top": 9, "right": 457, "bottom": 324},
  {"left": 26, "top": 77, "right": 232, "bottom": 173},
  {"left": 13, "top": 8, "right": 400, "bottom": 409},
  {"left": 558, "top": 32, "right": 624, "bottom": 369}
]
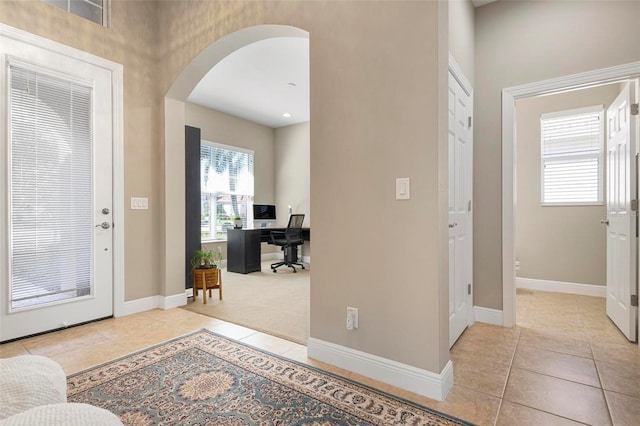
[{"left": 346, "top": 307, "right": 358, "bottom": 330}]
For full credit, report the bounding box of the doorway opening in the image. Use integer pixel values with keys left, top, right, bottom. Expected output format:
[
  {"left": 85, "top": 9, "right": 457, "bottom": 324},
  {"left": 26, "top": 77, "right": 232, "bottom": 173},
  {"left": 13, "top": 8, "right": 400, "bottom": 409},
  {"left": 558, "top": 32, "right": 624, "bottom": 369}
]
[
  {"left": 163, "top": 25, "right": 311, "bottom": 345},
  {"left": 502, "top": 61, "right": 640, "bottom": 345}
]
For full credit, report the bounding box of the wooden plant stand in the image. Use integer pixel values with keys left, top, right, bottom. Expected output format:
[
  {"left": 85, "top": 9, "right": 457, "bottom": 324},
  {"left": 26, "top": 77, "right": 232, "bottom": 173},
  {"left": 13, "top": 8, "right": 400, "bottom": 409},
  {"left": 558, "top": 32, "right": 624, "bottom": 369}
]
[{"left": 192, "top": 267, "right": 222, "bottom": 304}]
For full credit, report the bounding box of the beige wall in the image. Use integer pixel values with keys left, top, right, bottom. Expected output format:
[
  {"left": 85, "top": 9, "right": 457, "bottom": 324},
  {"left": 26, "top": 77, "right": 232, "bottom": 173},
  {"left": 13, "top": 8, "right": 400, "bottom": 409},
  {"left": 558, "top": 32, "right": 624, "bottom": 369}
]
[
  {"left": 157, "top": 0, "right": 451, "bottom": 373},
  {"left": 516, "top": 84, "right": 621, "bottom": 286},
  {"left": 2, "top": 0, "right": 452, "bottom": 375},
  {"left": 0, "top": 0, "right": 162, "bottom": 302},
  {"left": 448, "top": 0, "right": 474, "bottom": 86},
  {"left": 275, "top": 121, "right": 311, "bottom": 258},
  {"left": 274, "top": 122, "right": 310, "bottom": 227},
  {"left": 474, "top": 0, "right": 640, "bottom": 309},
  {"left": 185, "top": 102, "right": 277, "bottom": 259}
]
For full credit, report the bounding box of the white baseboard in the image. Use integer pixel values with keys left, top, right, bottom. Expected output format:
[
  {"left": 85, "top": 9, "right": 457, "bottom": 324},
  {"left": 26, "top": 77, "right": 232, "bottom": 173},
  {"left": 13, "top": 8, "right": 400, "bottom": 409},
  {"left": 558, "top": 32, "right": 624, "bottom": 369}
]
[
  {"left": 307, "top": 338, "right": 453, "bottom": 401},
  {"left": 474, "top": 306, "right": 503, "bottom": 326},
  {"left": 120, "top": 293, "right": 187, "bottom": 317},
  {"left": 517, "top": 277, "right": 606, "bottom": 298}
]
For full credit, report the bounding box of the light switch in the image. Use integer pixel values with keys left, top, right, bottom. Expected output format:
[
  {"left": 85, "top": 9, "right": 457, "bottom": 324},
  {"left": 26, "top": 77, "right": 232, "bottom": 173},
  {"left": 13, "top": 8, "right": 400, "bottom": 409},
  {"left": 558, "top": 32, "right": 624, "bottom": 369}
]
[
  {"left": 396, "top": 178, "right": 410, "bottom": 200},
  {"left": 131, "top": 197, "right": 149, "bottom": 210}
]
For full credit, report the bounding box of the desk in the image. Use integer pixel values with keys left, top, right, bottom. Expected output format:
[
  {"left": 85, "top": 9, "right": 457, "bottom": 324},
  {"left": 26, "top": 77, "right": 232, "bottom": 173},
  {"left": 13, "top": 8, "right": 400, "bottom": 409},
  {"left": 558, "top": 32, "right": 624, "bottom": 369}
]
[{"left": 227, "top": 228, "right": 310, "bottom": 274}]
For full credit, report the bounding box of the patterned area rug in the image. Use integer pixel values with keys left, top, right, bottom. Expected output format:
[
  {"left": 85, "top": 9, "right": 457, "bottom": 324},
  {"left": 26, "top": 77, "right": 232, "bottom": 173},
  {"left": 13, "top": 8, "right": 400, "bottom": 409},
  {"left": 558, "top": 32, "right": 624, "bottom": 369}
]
[{"left": 67, "top": 330, "right": 472, "bottom": 425}]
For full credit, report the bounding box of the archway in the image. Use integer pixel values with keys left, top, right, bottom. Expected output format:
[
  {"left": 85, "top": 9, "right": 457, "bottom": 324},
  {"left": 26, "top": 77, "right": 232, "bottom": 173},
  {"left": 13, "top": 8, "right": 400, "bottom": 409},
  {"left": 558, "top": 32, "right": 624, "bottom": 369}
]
[{"left": 162, "top": 24, "right": 310, "bottom": 336}]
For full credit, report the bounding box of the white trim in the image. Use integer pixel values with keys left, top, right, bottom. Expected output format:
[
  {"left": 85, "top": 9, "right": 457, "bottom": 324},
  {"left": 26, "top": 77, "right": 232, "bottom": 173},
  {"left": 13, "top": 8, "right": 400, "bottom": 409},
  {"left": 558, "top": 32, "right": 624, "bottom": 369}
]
[
  {"left": 307, "top": 338, "right": 453, "bottom": 401},
  {"left": 159, "top": 292, "right": 188, "bottom": 310},
  {"left": 201, "top": 139, "right": 255, "bottom": 156},
  {"left": 121, "top": 293, "right": 187, "bottom": 317},
  {"left": 111, "top": 54, "right": 125, "bottom": 319},
  {"left": 0, "top": 24, "right": 122, "bottom": 71},
  {"left": 448, "top": 53, "right": 472, "bottom": 96},
  {"left": 0, "top": 24, "right": 126, "bottom": 322},
  {"left": 473, "top": 306, "right": 503, "bottom": 326},
  {"left": 502, "top": 61, "right": 640, "bottom": 328},
  {"left": 516, "top": 277, "right": 606, "bottom": 298}
]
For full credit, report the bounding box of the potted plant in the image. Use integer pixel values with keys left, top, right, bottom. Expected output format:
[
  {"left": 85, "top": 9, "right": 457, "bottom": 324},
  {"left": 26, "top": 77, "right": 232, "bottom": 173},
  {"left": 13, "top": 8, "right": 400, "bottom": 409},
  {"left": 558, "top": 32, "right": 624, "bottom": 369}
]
[
  {"left": 191, "top": 248, "right": 222, "bottom": 269},
  {"left": 190, "top": 247, "right": 223, "bottom": 303},
  {"left": 233, "top": 216, "right": 243, "bottom": 229}
]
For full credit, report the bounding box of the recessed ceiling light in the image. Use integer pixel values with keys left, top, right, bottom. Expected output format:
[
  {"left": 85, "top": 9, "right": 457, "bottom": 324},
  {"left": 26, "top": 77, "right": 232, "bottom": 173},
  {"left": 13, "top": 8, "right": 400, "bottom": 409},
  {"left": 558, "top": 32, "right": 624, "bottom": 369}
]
[{"left": 282, "top": 113, "right": 291, "bottom": 118}]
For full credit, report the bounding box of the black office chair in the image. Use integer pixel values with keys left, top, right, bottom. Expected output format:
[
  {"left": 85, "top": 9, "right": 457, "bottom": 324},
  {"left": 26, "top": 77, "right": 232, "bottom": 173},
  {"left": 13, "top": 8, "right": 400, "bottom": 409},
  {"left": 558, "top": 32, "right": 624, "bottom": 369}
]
[{"left": 270, "top": 214, "right": 306, "bottom": 273}]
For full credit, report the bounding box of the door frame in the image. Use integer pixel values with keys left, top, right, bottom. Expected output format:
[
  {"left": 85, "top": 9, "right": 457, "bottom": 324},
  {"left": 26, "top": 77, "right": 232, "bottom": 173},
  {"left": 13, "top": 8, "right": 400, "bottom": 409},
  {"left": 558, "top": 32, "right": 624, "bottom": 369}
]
[
  {"left": 501, "top": 61, "right": 640, "bottom": 345},
  {"left": 0, "top": 24, "right": 125, "bottom": 320}
]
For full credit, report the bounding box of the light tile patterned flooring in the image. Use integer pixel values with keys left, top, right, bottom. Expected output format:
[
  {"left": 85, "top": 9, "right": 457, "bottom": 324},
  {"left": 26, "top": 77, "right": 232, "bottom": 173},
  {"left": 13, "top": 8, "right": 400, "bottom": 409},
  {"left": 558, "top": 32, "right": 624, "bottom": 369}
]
[{"left": 1, "top": 289, "right": 639, "bottom": 425}]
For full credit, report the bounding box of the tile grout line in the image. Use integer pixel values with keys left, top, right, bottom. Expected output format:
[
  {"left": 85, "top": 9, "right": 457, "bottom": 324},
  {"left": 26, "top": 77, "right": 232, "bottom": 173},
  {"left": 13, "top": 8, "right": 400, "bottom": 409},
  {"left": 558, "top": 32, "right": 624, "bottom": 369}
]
[{"left": 492, "top": 324, "right": 522, "bottom": 425}]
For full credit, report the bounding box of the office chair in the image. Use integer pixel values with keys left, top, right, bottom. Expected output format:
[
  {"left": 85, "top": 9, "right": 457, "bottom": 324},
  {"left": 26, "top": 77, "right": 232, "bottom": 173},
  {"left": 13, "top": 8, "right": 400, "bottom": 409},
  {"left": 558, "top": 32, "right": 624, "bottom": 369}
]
[{"left": 270, "top": 214, "right": 306, "bottom": 273}]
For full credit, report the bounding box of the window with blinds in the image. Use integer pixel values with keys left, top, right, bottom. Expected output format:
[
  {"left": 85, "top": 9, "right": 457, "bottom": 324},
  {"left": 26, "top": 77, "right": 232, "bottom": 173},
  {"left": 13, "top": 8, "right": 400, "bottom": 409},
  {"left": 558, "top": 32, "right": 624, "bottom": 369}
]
[
  {"left": 540, "top": 106, "right": 604, "bottom": 205},
  {"left": 9, "top": 64, "right": 93, "bottom": 310},
  {"left": 200, "top": 142, "right": 254, "bottom": 240},
  {"left": 42, "top": 0, "right": 108, "bottom": 26}
]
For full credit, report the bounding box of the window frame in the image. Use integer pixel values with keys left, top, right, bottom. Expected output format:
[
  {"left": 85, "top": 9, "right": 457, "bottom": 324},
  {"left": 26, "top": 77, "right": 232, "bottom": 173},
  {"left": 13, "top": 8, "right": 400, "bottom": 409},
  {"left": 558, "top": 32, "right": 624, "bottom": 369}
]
[
  {"left": 540, "top": 105, "right": 605, "bottom": 207},
  {"left": 42, "top": 0, "right": 109, "bottom": 27},
  {"left": 200, "top": 140, "right": 254, "bottom": 242}
]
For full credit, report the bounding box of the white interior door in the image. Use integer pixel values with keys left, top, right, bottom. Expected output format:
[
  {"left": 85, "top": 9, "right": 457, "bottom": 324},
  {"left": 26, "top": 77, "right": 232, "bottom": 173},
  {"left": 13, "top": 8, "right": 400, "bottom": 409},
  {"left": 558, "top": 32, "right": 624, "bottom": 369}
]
[
  {"left": 448, "top": 70, "right": 473, "bottom": 347},
  {"left": 0, "top": 32, "right": 114, "bottom": 342},
  {"left": 605, "top": 81, "right": 638, "bottom": 342}
]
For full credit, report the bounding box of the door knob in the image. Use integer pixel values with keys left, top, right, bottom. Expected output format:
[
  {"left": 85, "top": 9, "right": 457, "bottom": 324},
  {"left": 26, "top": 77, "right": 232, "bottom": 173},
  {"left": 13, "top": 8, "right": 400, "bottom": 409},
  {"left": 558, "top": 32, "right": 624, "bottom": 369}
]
[
  {"left": 600, "top": 219, "right": 609, "bottom": 226},
  {"left": 449, "top": 222, "right": 458, "bottom": 228},
  {"left": 95, "top": 222, "right": 111, "bottom": 229}
]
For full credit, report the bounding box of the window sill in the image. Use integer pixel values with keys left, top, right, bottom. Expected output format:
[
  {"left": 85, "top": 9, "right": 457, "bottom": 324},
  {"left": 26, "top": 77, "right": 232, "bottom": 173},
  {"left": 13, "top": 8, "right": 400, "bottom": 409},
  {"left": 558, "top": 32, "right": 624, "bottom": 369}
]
[
  {"left": 541, "top": 202, "right": 604, "bottom": 207},
  {"left": 201, "top": 238, "right": 227, "bottom": 244}
]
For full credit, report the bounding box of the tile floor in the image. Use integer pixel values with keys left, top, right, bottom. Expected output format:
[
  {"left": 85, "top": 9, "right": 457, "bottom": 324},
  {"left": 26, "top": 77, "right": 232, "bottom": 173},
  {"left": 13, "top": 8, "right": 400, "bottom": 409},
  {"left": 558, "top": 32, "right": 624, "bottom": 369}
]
[{"left": 1, "top": 289, "right": 639, "bottom": 425}]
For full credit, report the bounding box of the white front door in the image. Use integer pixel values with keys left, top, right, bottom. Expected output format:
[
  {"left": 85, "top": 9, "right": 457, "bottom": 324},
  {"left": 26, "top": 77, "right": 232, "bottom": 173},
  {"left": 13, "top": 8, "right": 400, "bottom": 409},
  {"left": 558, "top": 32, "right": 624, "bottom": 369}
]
[
  {"left": 0, "top": 31, "right": 114, "bottom": 342},
  {"left": 605, "top": 81, "right": 638, "bottom": 342},
  {"left": 448, "top": 70, "right": 473, "bottom": 347}
]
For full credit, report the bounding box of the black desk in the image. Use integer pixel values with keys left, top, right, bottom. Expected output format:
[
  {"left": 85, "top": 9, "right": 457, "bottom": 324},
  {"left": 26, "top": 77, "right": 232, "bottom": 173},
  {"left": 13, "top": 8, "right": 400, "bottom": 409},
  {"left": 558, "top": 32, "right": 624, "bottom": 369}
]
[
  {"left": 227, "top": 228, "right": 310, "bottom": 274},
  {"left": 258, "top": 227, "right": 311, "bottom": 243}
]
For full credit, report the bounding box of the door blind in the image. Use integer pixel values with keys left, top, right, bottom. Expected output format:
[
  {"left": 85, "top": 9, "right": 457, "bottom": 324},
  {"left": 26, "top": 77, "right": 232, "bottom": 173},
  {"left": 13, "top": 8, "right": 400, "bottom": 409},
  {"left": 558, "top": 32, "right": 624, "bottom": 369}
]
[
  {"left": 9, "top": 65, "right": 93, "bottom": 309},
  {"left": 541, "top": 107, "right": 603, "bottom": 205}
]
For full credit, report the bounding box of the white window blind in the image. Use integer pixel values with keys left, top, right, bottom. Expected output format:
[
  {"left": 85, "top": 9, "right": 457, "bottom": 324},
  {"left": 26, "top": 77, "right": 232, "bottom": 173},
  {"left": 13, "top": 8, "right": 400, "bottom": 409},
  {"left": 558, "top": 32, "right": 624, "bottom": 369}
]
[
  {"left": 200, "top": 142, "right": 254, "bottom": 240},
  {"left": 9, "top": 65, "right": 93, "bottom": 309},
  {"left": 42, "top": 0, "right": 107, "bottom": 26},
  {"left": 541, "top": 106, "right": 604, "bottom": 205}
]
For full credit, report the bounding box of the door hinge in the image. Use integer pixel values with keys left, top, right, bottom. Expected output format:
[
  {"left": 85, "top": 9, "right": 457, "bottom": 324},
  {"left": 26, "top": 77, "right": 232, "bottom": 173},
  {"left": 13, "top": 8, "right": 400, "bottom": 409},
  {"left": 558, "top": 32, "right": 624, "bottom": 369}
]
[
  {"left": 467, "top": 283, "right": 471, "bottom": 295},
  {"left": 468, "top": 116, "right": 472, "bottom": 128},
  {"left": 631, "top": 103, "right": 639, "bottom": 116},
  {"left": 632, "top": 199, "right": 638, "bottom": 211},
  {"left": 468, "top": 200, "right": 472, "bottom": 212},
  {"left": 631, "top": 294, "right": 638, "bottom": 307}
]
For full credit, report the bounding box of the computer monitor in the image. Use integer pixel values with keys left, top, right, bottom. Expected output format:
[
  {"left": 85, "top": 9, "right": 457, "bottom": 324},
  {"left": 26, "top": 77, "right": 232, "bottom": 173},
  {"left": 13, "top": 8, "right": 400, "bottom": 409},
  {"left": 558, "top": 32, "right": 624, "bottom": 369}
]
[{"left": 253, "top": 204, "right": 276, "bottom": 227}]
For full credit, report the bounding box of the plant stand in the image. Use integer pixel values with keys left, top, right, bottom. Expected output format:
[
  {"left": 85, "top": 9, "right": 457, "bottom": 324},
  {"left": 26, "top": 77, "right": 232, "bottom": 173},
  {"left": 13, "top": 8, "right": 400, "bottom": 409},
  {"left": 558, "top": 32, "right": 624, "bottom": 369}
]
[{"left": 192, "top": 268, "right": 222, "bottom": 304}]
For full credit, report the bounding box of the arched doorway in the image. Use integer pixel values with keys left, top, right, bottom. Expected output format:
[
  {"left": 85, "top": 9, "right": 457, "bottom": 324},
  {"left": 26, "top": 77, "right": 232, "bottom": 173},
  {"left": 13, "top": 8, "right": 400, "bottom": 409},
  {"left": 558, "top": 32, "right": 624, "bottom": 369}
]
[{"left": 163, "top": 25, "right": 310, "bottom": 342}]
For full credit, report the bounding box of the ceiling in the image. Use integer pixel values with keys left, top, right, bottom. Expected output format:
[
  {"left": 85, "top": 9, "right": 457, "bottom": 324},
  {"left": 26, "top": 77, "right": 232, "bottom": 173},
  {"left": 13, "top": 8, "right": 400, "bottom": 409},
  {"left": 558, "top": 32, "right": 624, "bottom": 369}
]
[
  {"left": 188, "top": 37, "right": 310, "bottom": 129},
  {"left": 188, "top": 2, "right": 494, "bottom": 129}
]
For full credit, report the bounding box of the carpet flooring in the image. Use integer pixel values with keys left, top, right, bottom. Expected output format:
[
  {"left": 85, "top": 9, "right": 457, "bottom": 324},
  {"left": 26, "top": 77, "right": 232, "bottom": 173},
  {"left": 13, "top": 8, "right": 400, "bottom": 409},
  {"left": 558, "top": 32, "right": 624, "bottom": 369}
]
[
  {"left": 181, "top": 262, "right": 309, "bottom": 344},
  {"left": 67, "top": 330, "right": 473, "bottom": 426}
]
